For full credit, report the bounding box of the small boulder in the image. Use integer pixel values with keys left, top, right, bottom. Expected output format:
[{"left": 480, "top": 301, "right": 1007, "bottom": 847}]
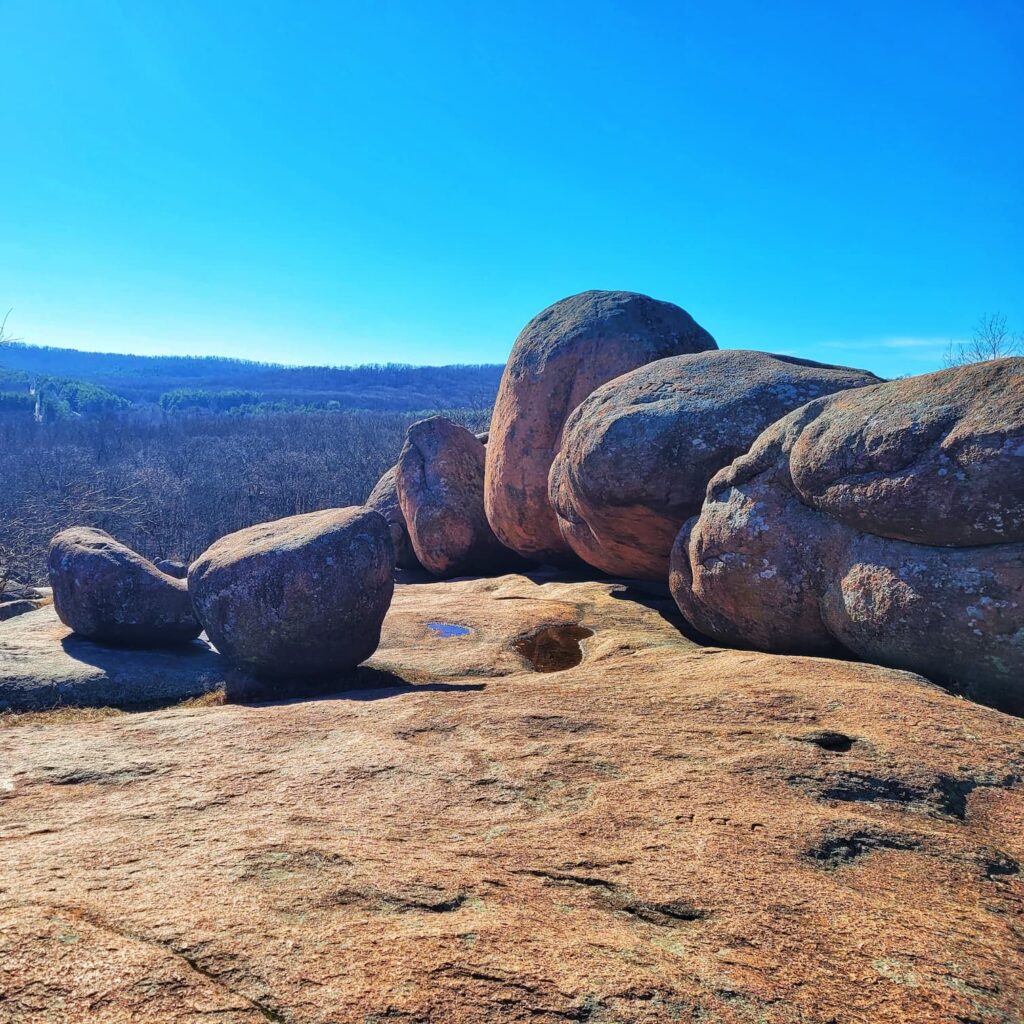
[
  {"left": 0, "top": 599, "right": 44, "bottom": 622},
  {"left": 671, "top": 358, "right": 1024, "bottom": 715},
  {"left": 550, "top": 350, "right": 880, "bottom": 579},
  {"left": 47, "top": 527, "right": 201, "bottom": 646},
  {"left": 485, "top": 290, "right": 717, "bottom": 564},
  {"left": 188, "top": 506, "right": 394, "bottom": 677},
  {"left": 396, "top": 417, "right": 521, "bottom": 578},
  {"left": 366, "top": 465, "right": 421, "bottom": 570},
  {"left": 0, "top": 581, "right": 44, "bottom": 601}
]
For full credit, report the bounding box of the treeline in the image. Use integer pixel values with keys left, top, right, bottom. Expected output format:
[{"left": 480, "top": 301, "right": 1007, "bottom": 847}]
[
  {"left": 0, "top": 368, "right": 129, "bottom": 419},
  {"left": 158, "top": 388, "right": 263, "bottom": 413},
  {"left": 0, "top": 406, "right": 490, "bottom": 585},
  {"left": 0, "top": 343, "right": 504, "bottom": 410}
]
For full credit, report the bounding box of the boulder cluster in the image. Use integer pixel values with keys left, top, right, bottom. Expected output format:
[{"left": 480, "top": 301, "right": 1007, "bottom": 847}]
[
  {"left": 48, "top": 511, "right": 395, "bottom": 681},
  {"left": 671, "top": 359, "right": 1024, "bottom": 714},
  {"left": 44, "top": 289, "right": 1024, "bottom": 713}
]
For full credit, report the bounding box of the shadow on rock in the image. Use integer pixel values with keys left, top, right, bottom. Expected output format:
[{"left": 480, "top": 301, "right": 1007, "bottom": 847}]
[
  {"left": 60, "top": 633, "right": 218, "bottom": 661},
  {"left": 608, "top": 583, "right": 709, "bottom": 643},
  {"left": 224, "top": 664, "right": 487, "bottom": 705}
]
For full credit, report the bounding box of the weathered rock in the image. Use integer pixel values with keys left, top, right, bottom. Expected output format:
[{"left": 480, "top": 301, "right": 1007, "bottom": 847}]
[
  {"left": 366, "top": 464, "right": 421, "bottom": 570},
  {"left": 154, "top": 558, "right": 187, "bottom": 579},
  {"left": 396, "top": 416, "right": 521, "bottom": 577},
  {"left": 0, "top": 604, "right": 225, "bottom": 710},
  {"left": 0, "top": 582, "right": 46, "bottom": 601},
  {"left": 2, "top": 573, "right": 1023, "bottom": 1022},
  {"left": 673, "top": 358, "right": 1024, "bottom": 714},
  {"left": 47, "top": 527, "right": 201, "bottom": 646},
  {"left": 485, "top": 290, "right": 717, "bottom": 564},
  {"left": 551, "top": 350, "right": 881, "bottom": 579},
  {"left": 188, "top": 506, "right": 394, "bottom": 677},
  {"left": 0, "top": 599, "right": 44, "bottom": 622}
]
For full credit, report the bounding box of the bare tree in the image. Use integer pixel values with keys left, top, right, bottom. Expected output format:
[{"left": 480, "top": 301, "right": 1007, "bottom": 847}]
[
  {"left": 0, "top": 309, "right": 13, "bottom": 347},
  {"left": 945, "top": 313, "right": 1022, "bottom": 367},
  {"left": 0, "top": 406, "right": 491, "bottom": 583}
]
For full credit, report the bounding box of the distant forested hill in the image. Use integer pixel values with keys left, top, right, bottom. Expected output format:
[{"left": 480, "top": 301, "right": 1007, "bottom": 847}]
[{"left": 0, "top": 343, "right": 505, "bottom": 411}]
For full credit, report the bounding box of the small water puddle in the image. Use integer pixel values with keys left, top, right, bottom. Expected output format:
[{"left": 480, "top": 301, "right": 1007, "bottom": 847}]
[{"left": 428, "top": 622, "right": 472, "bottom": 638}]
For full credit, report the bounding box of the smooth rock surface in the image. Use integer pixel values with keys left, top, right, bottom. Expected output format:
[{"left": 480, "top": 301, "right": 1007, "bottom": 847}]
[
  {"left": 673, "top": 359, "right": 1024, "bottom": 715},
  {"left": 366, "top": 464, "right": 421, "bottom": 570},
  {"left": 551, "top": 350, "right": 881, "bottom": 578},
  {"left": 1, "top": 574, "right": 1022, "bottom": 1023},
  {"left": 0, "top": 604, "right": 224, "bottom": 711},
  {"left": 485, "top": 290, "right": 717, "bottom": 564},
  {"left": 188, "top": 506, "right": 394, "bottom": 677},
  {"left": 397, "top": 416, "right": 520, "bottom": 578},
  {"left": 47, "top": 527, "right": 201, "bottom": 645}
]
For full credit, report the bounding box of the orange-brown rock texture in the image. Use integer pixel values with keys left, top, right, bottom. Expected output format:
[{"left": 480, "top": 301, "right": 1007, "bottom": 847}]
[
  {"left": 2, "top": 574, "right": 1022, "bottom": 1023},
  {"left": 188, "top": 507, "right": 394, "bottom": 678},
  {"left": 396, "top": 417, "right": 521, "bottom": 578},
  {"left": 550, "top": 351, "right": 880, "bottom": 580},
  {"left": 485, "top": 290, "right": 717, "bottom": 565},
  {"left": 671, "top": 359, "right": 1024, "bottom": 715}
]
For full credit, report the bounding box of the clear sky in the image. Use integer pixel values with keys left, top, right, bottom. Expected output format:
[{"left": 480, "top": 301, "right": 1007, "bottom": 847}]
[{"left": 3, "top": 1, "right": 1022, "bottom": 378}]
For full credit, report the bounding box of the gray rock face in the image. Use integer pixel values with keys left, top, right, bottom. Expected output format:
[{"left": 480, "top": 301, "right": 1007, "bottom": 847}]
[
  {"left": 366, "top": 465, "right": 421, "bottom": 570},
  {"left": 0, "top": 605, "right": 225, "bottom": 711},
  {"left": 485, "top": 290, "right": 717, "bottom": 565},
  {"left": 188, "top": 506, "right": 394, "bottom": 677},
  {"left": 155, "top": 559, "right": 188, "bottom": 579},
  {"left": 396, "top": 417, "right": 521, "bottom": 578},
  {"left": 0, "top": 599, "right": 45, "bottom": 622},
  {"left": 550, "top": 350, "right": 881, "bottom": 579},
  {"left": 671, "top": 358, "right": 1024, "bottom": 715},
  {"left": 1, "top": 582, "right": 46, "bottom": 601},
  {"left": 47, "top": 528, "right": 201, "bottom": 646}
]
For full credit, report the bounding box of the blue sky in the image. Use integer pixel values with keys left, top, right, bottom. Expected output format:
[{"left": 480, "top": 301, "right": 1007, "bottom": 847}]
[{"left": 2, "top": 1, "right": 1022, "bottom": 377}]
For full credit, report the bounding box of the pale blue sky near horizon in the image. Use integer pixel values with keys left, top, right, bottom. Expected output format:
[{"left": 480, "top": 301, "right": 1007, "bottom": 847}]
[{"left": 2, "top": 0, "right": 1022, "bottom": 379}]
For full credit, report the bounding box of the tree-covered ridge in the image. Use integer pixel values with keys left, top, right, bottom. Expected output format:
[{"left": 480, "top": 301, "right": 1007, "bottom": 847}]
[{"left": 0, "top": 343, "right": 505, "bottom": 410}]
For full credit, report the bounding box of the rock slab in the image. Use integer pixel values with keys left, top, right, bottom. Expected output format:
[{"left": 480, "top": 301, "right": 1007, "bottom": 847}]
[
  {"left": 1, "top": 574, "right": 1022, "bottom": 1022},
  {"left": 0, "top": 604, "right": 224, "bottom": 711},
  {"left": 485, "top": 290, "right": 717, "bottom": 564}
]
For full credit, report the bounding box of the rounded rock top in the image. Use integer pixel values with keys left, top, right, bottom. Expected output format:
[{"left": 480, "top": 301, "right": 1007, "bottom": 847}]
[
  {"left": 188, "top": 506, "right": 395, "bottom": 679},
  {"left": 485, "top": 289, "right": 717, "bottom": 564},
  {"left": 551, "top": 349, "right": 881, "bottom": 578}
]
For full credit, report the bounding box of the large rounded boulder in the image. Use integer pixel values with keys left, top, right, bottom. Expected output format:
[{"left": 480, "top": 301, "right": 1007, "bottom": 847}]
[
  {"left": 48, "top": 527, "right": 201, "bottom": 646},
  {"left": 366, "top": 465, "right": 421, "bottom": 570},
  {"left": 396, "top": 416, "right": 520, "bottom": 578},
  {"left": 188, "top": 506, "right": 394, "bottom": 677},
  {"left": 671, "top": 358, "right": 1024, "bottom": 714},
  {"left": 550, "top": 350, "right": 881, "bottom": 579},
  {"left": 484, "top": 290, "right": 717, "bottom": 564}
]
